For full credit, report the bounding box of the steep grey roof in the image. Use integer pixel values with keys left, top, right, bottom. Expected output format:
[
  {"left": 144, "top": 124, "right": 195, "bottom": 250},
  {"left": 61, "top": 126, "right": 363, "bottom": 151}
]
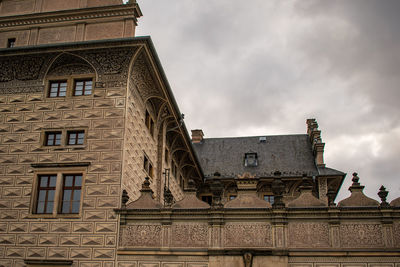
[
  {"left": 317, "top": 166, "right": 345, "bottom": 176},
  {"left": 192, "top": 134, "right": 320, "bottom": 178}
]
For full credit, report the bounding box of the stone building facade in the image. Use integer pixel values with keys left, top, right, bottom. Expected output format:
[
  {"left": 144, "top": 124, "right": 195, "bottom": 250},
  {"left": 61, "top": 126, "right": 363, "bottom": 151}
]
[{"left": 0, "top": 1, "right": 400, "bottom": 267}]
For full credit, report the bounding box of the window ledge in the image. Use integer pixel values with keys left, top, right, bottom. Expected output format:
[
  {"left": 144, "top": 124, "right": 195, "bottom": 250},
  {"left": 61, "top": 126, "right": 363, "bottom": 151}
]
[
  {"left": 31, "top": 162, "right": 91, "bottom": 168},
  {"left": 27, "top": 214, "right": 81, "bottom": 219},
  {"left": 25, "top": 259, "right": 73, "bottom": 266}
]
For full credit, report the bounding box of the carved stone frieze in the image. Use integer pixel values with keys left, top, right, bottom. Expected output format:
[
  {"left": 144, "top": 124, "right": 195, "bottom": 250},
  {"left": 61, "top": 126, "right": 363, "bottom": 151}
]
[
  {"left": 77, "top": 47, "right": 137, "bottom": 75},
  {"left": 131, "top": 51, "right": 164, "bottom": 102},
  {"left": 171, "top": 223, "right": 208, "bottom": 247},
  {"left": 0, "top": 86, "right": 44, "bottom": 95},
  {"left": 120, "top": 224, "right": 162, "bottom": 247},
  {"left": 224, "top": 223, "right": 272, "bottom": 247},
  {"left": 340, "top": 223, "right": 384, "bottom": 247},
  {"left": 0, "top": 54, "right": 52, "bottom": 85},
  {"left": 48, "top": 63, "right": 94, "bottom": 77},
  {"left": 288, "top": 222, "right": 330, "bottom": 248}
]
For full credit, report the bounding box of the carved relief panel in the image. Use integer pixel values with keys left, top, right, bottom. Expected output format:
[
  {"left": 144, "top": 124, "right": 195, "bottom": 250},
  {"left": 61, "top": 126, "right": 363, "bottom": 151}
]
[
  {"left": 171, "top": 223, "right": 208, "bottom": 248},
  {"left": 340, "top": 223, "right": 384, "bottom": 248},
  {"left": 223, "top": 222, "right": 272, "bottom": 247},
  {"left": 120, "top": 224, "right": 162, "bottom": 247},
  {"left": 288, "top": 222, "right": 330, "bottom": 248}
]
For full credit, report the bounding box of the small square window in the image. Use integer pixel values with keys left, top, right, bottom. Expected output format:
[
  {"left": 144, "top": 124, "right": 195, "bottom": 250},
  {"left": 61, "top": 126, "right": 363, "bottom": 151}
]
[
  {"left": 67, "top": 131, "right": 85, "bottom": 145},
  {"left": 74, "top": 79, "right": 93, "bottom": 96},
  {"left": 49, "top": 81, "right": 67, "bottom": 97},
  {"left": 244, "top": 152, "right": 258, "bottom": 167},
  {"left": 263, "top": 195, "right": 274, "bottom": 204},
  {"left": 45, "top": 132, "right": 62, "bottom": 146},
  {"left": 7, "top": 38, "right": 16, "bottom": 48}
]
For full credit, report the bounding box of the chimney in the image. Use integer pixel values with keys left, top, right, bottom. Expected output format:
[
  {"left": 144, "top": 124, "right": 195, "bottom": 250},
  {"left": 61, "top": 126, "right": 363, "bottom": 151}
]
[
  {"left": 191, "top": 129, "right": 204, "bottom": 143},
  {"left": 306, "top": 119, "right": 325, "bottom": 167}
]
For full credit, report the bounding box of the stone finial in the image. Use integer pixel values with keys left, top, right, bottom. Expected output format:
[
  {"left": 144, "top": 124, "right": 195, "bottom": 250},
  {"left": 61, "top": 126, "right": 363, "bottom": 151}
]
[
  {"left": 272, "top": 171, "right": 285, "bottom": 209},
  {"left": 121, "top": 189, "right": 129, "bottom": 208},
  {"left": 141, "top": 177, "right": 152, "bottom": 192},
  {"left": 126, "top": 177, "right": 161, "bottom": 209},
  {"left": 338, "top": 172, "right": 379, "bottom": 207},
  {"left": 378, "top": 185, "right": 389, "bottom": 207}
]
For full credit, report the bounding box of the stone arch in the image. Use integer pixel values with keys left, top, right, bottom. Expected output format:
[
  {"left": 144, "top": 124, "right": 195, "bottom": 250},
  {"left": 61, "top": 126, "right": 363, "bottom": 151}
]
[{"left": 45, "top": 52, "right": 97, "bottom": 80}]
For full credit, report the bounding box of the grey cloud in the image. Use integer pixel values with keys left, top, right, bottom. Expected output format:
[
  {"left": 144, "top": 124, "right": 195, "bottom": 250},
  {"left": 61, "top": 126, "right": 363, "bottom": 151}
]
[{"left": 136, "top": 0, "right": 400, "bottom": 200}]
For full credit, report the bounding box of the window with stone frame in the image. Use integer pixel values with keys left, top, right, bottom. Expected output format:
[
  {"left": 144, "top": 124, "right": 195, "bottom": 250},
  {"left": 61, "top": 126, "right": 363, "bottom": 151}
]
[
  {"left": 33, "top": 172, "right": 84, "bottom": 216},
  {"left": 48, "top": 80, "right": 68, "bottom": 97},
  {"left": 44, "top": 131, "right": 62, "bottom": 146},
  {"left": 36, "top": 175, "right": 57, "bottom": 214},
  {"left": 73, "top": 78, "right": 93, "bottom": 96},
  {"left": 43, "top": 129, "right": 86, "bottom": 148},
  {"left": 67, "top": 130, "right": 85, "bottom": 145}
]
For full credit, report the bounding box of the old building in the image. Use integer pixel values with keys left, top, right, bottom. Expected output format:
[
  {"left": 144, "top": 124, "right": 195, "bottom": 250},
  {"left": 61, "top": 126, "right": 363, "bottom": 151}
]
[{"left": 0, "top": 1, "right": 399, "bottom": 267}]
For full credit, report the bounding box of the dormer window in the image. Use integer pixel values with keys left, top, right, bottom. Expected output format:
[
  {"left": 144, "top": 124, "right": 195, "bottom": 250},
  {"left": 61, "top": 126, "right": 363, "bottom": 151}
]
[
  {"left": 244, "top": 152, "right": 258, "bottom": 167},
  {"left": 7, "top": 38, "right": 16, "bottom": 48}
]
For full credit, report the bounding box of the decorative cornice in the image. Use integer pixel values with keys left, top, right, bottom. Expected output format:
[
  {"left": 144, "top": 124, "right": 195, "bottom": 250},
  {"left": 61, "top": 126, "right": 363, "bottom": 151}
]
[{"left": 0, "top": 4, "right": 140, "bottom": 28}]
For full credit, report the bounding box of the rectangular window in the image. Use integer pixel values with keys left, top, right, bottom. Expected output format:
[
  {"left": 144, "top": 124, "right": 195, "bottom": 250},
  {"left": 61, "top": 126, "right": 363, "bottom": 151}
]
[
  {"left": 36, "top": 175, "right": 57, "bottom": 214},
  {"left": 145, "top": 110, "right": 154, "bottom": 136},
  {"left": 264, "top": 195, "right": 274, "bottom": 204},
  {"left": 74, "top": 79, "right": 93, "bottom": 96},
  {"left": 7, "top": 38, "right": 16, "bottom": 48},
  {"left": 49, "top": 81, "right": 67, "bottom": 97},
  {"left": 45, "top": 132, "right": 62, "bottom": 146},
  {"left": 61, "top": 174, "right": 82, "bottom": 214},
  {"left": 229, "top": 195, "right": 237, "bottom": 200},
  {"left": 33, "top": 172, "right": 83, "bottom": 216},
  {"left": 143, "top": 154, "right": 154, "bottom": 178},
  {"left": 67, "top": 131, "right": 85, "bottom": 145}
]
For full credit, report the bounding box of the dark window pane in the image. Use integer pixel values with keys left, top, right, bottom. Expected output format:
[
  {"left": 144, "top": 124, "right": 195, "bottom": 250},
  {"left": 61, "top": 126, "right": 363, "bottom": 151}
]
[
  {"left": 47, "top": 190, "right": 55, "bottom": 201},
  {"left": 75, "top": 175, "right": 82, "bottom": 186},
  {"left": 38, "top": 190, "right": 46, "bottom": 201},
  {"left": 49, "top": 176, "right": 57, "bottom": 187},
  {"left": 37, "top": 202, "right": 44, "bottom": 213},
  {"left": 46, "top": 202, "right": 53, "bottom": 213},
  {"left": 62, "top": 202, "right": 70, "bottom": 213},
  {"left": 71, "top": 202, "right": 80, "bottom": 213},
  {"left": 63, "top": 190, "right": 71, "bottom": 201},
  {"left": 73, "top": 190, "right": 81, "bottom": 201},
  {"left": 40, "top": 176, "right": 48, "bottom": 187},
  {"left": 64, "top": 176, "right": 73, "bottom": 187}
]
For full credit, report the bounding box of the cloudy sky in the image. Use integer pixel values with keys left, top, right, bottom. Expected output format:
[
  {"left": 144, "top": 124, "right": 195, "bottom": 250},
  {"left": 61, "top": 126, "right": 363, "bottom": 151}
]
[{"left": 134, "top": 0, "right": 400, "bottom": 201}]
